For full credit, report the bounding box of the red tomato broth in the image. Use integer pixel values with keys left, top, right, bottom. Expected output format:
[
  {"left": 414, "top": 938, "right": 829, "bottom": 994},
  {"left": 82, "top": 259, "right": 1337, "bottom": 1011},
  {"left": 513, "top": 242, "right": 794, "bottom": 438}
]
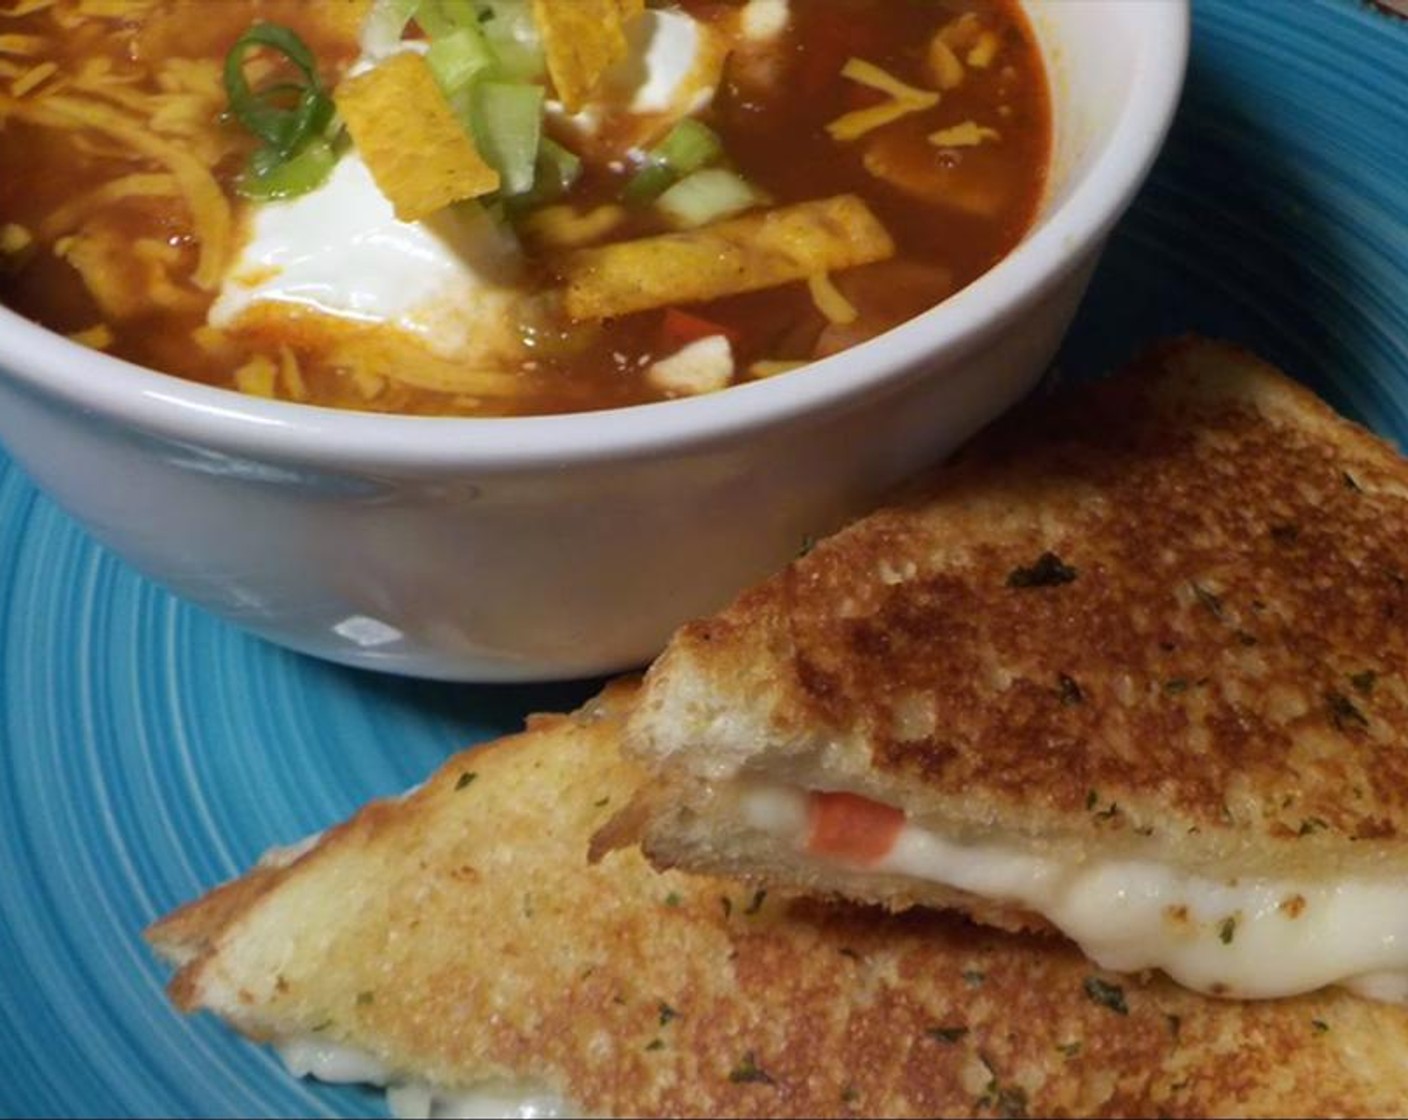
[{"left": 0, "top": 0, "right": 1050, "bottom": 417}]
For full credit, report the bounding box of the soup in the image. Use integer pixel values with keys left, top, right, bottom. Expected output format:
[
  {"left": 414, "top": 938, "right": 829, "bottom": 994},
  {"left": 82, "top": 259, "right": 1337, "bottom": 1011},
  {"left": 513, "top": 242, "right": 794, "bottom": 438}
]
[{"left": 0, "top": 0, "right": 1050, "bottom": 417}]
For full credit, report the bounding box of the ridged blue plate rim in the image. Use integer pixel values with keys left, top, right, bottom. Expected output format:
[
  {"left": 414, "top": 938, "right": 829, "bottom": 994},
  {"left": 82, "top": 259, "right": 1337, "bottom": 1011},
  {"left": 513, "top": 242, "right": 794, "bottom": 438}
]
[{"left": 2, "top": 1, "right": 1406, "bottom": 1116}]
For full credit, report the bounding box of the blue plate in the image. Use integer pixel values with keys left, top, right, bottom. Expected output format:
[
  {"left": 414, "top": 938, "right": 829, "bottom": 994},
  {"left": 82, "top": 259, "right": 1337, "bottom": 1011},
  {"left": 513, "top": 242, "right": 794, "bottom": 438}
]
[{"left": 2, "top": 2, "right": 1406, "bottom": 1115}]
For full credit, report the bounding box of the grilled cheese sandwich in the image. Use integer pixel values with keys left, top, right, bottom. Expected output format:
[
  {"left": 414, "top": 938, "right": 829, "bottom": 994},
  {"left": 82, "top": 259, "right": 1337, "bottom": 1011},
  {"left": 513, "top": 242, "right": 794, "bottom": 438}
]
[
  {"left": 152, "top": 678, "right": 1408, "bottom": 1117},
  {"left": 603, "top": 336, "right": 1408, "bottom": 1002}
]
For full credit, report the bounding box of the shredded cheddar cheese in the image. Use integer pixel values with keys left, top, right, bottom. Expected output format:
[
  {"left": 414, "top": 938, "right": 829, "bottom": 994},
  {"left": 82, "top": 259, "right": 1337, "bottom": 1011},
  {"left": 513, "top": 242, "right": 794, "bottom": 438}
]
[
  {"left": 193, "top": 325, "right": 237, "bottom": 358},
  {"left": 67, "top": 322, "right": 113, "bottom": 350},
  {"left": 0, "top": 222, "right": 32, "bottom": 253},
  {"left": 967, "top": 31, "right": 1002, "bottom": 69},
  {"left": 325, "top": 327, "right": 524, "bottom": 396},
  {"left": 11, "top": 59, "right": 57, "bottom": 97},
  {"left": 828, "top": 99, "right": 931, "bottom": 143},
  {"left": 807, "top": 272, "right": 858, "bottom": 326},
  {"left": 828, "top": 58, "right": 940, "bottom": 142},
  {"left": 76, "top": 0, "right": 157, "bottom": 18},
  {"left": 927, "top": 37, "right": 965, "bottom": 91},
  {"left": 41, "top": 175, "right": 179, "bottom": 244},
  {"left": 279, "top": 345, "right": 308, "bottom": 402},
  {"left": 0, "top": 1, "right": 58, "bottom": 18},
  {"left": 235, "top": 353, "right": 279, "bottom": 398},
  {"left": 749, "top": 359, "right": 808, "bottom": 379},
  {"left": 0, "top": 91, "right": 232, "bottom": 287},
  {"left": 352, "top": 370, "right": 388, "bottom": 401},
  {"left": 929, "top": 121, "right": 1001, "bottom": 148},
  {"left": 839, "top": 57, "right": 939, "bottom": 105},
  {"left": 938, "top": 12, "right": 983, "bottom": 52},
  {"left": 0, "top": 33, "right": 46, "bottom": 55}
]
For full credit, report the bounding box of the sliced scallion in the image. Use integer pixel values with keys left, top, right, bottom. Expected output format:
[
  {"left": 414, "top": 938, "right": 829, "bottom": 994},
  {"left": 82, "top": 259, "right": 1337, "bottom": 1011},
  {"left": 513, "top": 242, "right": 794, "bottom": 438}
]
[
  {"left": 501, "top": 137, "right": 584, "bottom": 215},
  {"left": 470, "top": 80, "right": 545, "bottom": 196},
  {"left": 410, "top": 0, "right": 556, "bottom": 204},
  {"left": 460, "top": 1, "right": 545, "bottom": 81},
  {"left": 473, "top": 1, "right": 540, "bottom": 48},
  {"left": 360, "top": 0, "right": 421, "bottom": 59},
  {"left": 654, "top": 119, "right": 723, "bottom": 176},
  {"left": 622, "top": 162, "right": 677, "bottom": 205},
  {"left": 624, "top": 119, "right": 726, "bottom": 204},
  {"left": 487, "top": 37, "right": 545, "bottom": 82},
  {"left": 408, "top": 0, "right": 465, "bottom": 39},
  {"left": 223, "top": 23, "right": 339, "bottom": 200},
  {"left": 224, "top": 23, "right": 333, "bottom": 154},
  {"left": 534, "top": 137, "right": 583, "bottom": 198},
  {"left": 242, "top": 137, "right": 341, "bottom": 200},
  {"left": 655, "top": 168, "right": 762, "bottom": 229},
  {"left": 428, "top": 24, "right": 496, "bottom": 94},
  {"left": 346, "top": 0, "right": 570, "bottom": 217}
]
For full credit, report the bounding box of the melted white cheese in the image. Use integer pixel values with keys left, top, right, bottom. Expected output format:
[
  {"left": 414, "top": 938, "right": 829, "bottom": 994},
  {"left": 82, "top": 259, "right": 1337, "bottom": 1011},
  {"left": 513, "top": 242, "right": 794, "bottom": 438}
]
[
  {"left": 275, "top": 1036, "right": 578, "bottom": 1119},
  {"left": 255, "top": 830, "right": 325, "bottom": 870},
  {"left": 278, "top": 1036, "right": 391, "bottom": 1084},
  {"left": 210, "top": 153, "right": 523, "bottom": 361},
  {"left": 738, "top": 783, "right": 1408, "bottom": 1001},
  {"left": 388, "top": 1079, "right": 577, "bottom": 1120}
]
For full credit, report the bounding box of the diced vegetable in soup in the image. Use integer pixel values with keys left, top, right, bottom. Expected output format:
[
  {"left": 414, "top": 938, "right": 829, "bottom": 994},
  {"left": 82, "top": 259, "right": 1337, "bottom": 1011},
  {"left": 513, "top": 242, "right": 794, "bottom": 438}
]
[{"left": 0, "top": 0, "right": 1050, "bottom": 417}]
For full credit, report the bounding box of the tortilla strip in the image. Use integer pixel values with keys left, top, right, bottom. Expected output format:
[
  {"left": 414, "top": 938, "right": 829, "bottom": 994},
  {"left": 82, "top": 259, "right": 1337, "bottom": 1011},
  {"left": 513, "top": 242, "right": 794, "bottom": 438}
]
[
  {"left": 560, "top": 194, "right": 896, "bottom": 321},
  {"left": 334, "top": 52, "right": 499, "bottom": 223},
  {"left": 532, "top": 0, "right": 644, "bottom": 112}
]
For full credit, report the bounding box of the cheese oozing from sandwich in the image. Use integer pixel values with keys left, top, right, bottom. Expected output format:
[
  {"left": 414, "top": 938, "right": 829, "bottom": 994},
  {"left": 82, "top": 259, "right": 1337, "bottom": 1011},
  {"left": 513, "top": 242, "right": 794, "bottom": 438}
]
[
  {"left": 276, "top": 1035, "right": 579, "bottom": 1119},
  {"left": 738, "top": 782, "right": 1408, "bottom": 1002}
]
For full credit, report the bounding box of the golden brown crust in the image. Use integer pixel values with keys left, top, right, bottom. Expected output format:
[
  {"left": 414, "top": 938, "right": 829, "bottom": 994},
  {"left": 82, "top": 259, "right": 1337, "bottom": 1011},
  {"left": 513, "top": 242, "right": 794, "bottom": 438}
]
[
  {"left": 626, "top": 337, "right": 1408, "bottom": 876},
  {"left": 152, "top": 677, "right": 1408, "bottom": 1117},
  {"left": 147, "top": 864, "right": 284, "bottom": 972}
]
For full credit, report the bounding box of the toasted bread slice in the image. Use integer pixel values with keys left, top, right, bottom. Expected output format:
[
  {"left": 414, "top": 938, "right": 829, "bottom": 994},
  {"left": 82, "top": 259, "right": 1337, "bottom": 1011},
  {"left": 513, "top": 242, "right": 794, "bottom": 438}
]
[
  {"left": 152, "top": 678, "right": 1408, "bottom": 1117},
  {"left": 608, "top": 336, "right": 1408, "bottom": 1002}
]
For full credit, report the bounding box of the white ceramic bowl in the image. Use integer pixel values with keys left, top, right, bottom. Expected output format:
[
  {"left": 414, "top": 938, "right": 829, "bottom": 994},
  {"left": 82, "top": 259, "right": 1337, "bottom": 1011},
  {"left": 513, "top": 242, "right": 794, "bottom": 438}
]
[{"left": 0, "top": 0, "right": 1188, "bottom": 681}]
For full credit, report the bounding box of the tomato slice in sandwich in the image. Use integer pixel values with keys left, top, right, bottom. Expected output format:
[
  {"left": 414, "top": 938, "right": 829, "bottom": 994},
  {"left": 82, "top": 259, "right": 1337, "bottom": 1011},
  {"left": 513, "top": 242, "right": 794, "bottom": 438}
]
[{"left": 806, "top": 791, "right": 904, "bottom": 864}]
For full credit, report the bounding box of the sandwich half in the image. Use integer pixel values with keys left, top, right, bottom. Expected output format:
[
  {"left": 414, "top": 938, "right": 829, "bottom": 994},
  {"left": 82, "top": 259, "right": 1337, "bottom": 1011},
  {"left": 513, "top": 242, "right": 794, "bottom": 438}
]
[
  {"left": 153, "top": 678, "right": 1408, "bottom": 1117},
  {"left": 601, "top": 336, "right": 1408, "bottom": 1004}
]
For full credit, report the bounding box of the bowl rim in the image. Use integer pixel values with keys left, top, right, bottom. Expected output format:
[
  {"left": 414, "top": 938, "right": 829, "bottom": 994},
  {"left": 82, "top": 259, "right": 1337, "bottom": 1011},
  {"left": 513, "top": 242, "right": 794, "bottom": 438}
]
[{"left": 0, "top": 0, "right": 1190, "bottom": 472}]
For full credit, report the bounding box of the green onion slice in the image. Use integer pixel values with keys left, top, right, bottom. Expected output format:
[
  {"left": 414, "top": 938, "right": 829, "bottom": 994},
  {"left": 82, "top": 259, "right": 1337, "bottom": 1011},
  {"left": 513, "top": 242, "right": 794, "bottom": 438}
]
[
  {"left": 471, "top": 81, "right": 545, "bottom": 197},
  {"left": 534, "top": 137, "right": 583, "bottom": 198},
  {"left": 655, "top": 167, "right": 762, "bottom": 228},
  {"left": 224, "top": 22, "right": 339, "bottom": 200},
  {"left": 653, "top": 119, "right": 723, "bottom": 176},
  {"left": 624, "top": 119, "right": 725, "bottom": 204},
  {"left": 622, "top": 161, "right": 677, "bottom": 205},
  {"left": 427, "top": 24, "right": 496, "bottom": 94},
  {"left": 223, "top": 23, "right": 333, "bottom": 156},
  {"left": 242, "top": 137, "right": 341, "bottom": 201},
  {"left": 360, "top": 0, "right": 421, "bottom": 57}
]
